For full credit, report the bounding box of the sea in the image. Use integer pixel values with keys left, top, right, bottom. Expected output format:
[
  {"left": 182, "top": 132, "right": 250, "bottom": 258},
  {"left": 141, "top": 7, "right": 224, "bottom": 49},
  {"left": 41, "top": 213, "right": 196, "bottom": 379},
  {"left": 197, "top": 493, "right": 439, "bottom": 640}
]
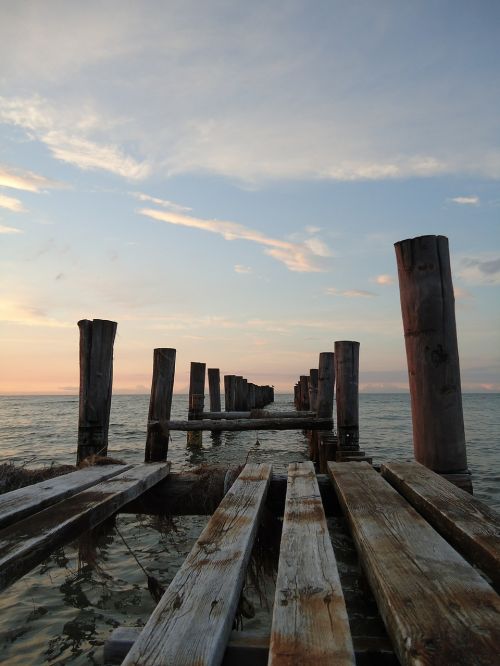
[{"left": 0, "top": 393, "right": 498, "bottom": 664}]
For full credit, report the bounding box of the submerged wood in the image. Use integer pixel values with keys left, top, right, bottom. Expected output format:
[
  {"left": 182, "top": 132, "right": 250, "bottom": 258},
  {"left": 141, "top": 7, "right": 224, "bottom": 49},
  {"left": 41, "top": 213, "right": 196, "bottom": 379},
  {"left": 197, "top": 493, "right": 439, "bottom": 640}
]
[
  {"left": 0, "top": 464, "right": 131, "bottom": 530},
  {"left": 0, "top": 463, "right": 169, "bottom": 592},
  {"left": 269, "top": 462, "right": 355, "bottom": 665},
  {"left": 122, "top": 463, "right": 272, "bottom": 666},
  {"left": 159, "top": 417, "right": 333, "bottom": 431},
  {"left": 328, "top": 462, "right": 500, "bottom": 666},
  {"left": 145, "top": 348, "right": 176, "bottom": 462},
  {"left": 381, "top": 461, "right": 500, "bottom": 590}
]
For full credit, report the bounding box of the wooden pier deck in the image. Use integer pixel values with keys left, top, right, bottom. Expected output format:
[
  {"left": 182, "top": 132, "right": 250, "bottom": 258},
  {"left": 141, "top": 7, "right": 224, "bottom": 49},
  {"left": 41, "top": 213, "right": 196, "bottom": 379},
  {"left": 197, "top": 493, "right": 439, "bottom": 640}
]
[{"left": 1, "top": 459, "right": 499, "bottom": 665}]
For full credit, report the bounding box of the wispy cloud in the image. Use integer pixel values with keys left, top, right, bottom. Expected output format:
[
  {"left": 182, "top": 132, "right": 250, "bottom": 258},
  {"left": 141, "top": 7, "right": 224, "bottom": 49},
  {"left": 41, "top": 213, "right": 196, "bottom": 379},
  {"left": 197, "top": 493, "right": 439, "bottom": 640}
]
[
  {"left": 0, "top": 224, "right": 24, "bottom": 234},
  {"left": 139, "top": 207, "right": 331, "bottom": 272},
  {"left": 0, "top": 96, "right": 150, "bottom": 180},
  {"left": 458, "top": 255, "right": 500, "bottom": 285},
  {"left": 0, "top": 300, "right": 71, "bottom": 327},
  {"left": 326, "top": 287, "right": 376, "bottom": 298},
  {"left": 450, "top": 195, "right": 479, "bottom": 205},
  {"left": 373, "top": 274, "right": 394, "bottom": 285},
  {"left": 0, "top": 193, "right": 25, "bottom": 212},
  {"left": 234, "top": 264, "right": 252, "bottom": 274},
  {"left": 0, "top": 163, "right": 64, "bottom": 192},
  {"left": 131, "top": 192, "right": 191, "bottom": 212}
]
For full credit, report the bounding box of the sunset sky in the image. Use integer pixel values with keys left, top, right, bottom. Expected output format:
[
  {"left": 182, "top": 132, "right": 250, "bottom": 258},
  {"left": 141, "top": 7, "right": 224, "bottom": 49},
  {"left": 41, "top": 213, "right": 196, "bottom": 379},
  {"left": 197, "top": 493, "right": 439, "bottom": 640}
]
[{"left": 1, "top": 1, "right": 499, "bottom": 394}]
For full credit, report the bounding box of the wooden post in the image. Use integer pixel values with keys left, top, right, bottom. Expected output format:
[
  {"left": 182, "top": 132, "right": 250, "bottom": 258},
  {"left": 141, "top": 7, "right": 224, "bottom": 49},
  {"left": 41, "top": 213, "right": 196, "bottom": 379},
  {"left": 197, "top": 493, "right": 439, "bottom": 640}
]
[
  {"left": 77, "top": 319, "right": 117, "bottom": 463},
  {"left": 316, "top": 353, "right": 335, "bottom": 419},
  {"left": 224, "top": 375, "right": 236, "bottom": 411},
  {"left": 335, "top": 341, "right": 359, "bottom": 450},
  {"left": 299, "top": 375, "right": 310, "bottom": 410},
  {"left": 394, "top": 235, "right": 469, "bottom": 480},
  {"left": 309, "top": 368, "right": 319, "bottom": 412},
  {"left": 188, "top": 362, "right": 206, "bottom": 418},
  {"left": 208, "top": 368, "right": 221, "bottom": 412},
  {"left": 145, "top": 348, "right": 176, "bottom": 462}
]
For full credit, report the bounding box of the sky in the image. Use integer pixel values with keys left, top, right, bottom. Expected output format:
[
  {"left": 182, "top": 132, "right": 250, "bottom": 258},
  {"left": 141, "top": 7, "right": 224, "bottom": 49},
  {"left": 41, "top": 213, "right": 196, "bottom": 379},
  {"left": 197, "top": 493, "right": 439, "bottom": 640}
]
[{"left": 0, "top": 1, "right": 499, "bottom": 394}]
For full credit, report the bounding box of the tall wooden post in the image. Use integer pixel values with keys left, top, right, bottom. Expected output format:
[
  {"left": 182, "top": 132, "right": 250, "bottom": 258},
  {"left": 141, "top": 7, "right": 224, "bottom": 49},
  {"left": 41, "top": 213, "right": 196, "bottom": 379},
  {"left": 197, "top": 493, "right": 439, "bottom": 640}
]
[
  {"left": 208, "top": 368, "right": 221, "bottom": 412},
  {"left": 395, "top": 235, "right": 469, "bottom": 485},
  {"left": 77, "top": 319, "right": 117, "bottom": 464},
  {"left": 145, "top": 348, "right": 176, "bottom": 462},
  {"left": 309, "top": 368, "right": 319, "bottom": 412},
  {"left": 335, "top": 341, "right": 359, "bottom": 450},
  {"left": 188, "top": 362, "right": 206, "bottom": 418},
  {"left": 299, "top": 375, "right": 310, "bottom": 410},
  {"left": 316, "top": 353, "right": 335, "bottom": 419},
  {"left": 224, "top": 375, "right": 236, "bottom": 411}
]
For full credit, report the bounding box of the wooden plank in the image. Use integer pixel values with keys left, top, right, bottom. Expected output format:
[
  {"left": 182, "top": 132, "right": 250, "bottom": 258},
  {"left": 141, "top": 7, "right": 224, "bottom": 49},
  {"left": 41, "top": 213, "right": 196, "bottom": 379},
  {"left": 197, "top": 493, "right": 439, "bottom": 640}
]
[
  {"left": 328, "top": 462, "right": 500, "bottom": 666},
  {"left": 0, "top": 464, "right": 132, "bottom": 529},
  {"left": 162, "top": 417, "right": 333, "bottom": 431},
  {"left": 269, "top": 462, "right": 355, "bottom": 665},
  {"left": 122, "top": 463, "right": 272, "bottom": 666},
  {"left": 381, "top": 460, "right": 500, "bottom": 590},
  {"left": 0, "top": 463, "right": 169, "bottom": 592}
]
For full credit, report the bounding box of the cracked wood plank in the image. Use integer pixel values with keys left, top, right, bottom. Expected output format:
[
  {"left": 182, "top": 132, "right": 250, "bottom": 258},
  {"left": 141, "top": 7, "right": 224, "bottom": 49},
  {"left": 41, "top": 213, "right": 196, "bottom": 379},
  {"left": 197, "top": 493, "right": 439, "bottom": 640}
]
[
  {"left": 381, "top": 460, "right": 500, "bottom": 590},
  {"left": 268, "top": 461, "right": 355, "bottom": 665},
  {"left": 0, "top": 464, "right": 133, "bottom": 529},
  {"left": 0, "top": 463, "right": 169, "bottom": 591},
  {"left": 122, "top": 462, "right": 272, "bottom": 666},
  {"left": 328, "top": 461, "right": 500, "bottom": 666}
]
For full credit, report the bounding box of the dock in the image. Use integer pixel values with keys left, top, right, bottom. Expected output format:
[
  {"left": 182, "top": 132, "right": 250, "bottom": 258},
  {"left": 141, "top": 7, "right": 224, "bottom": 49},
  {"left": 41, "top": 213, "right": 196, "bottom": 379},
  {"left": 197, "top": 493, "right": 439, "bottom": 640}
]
[{"left": 1, "top": 234, "right": 499, "bottom": 664}]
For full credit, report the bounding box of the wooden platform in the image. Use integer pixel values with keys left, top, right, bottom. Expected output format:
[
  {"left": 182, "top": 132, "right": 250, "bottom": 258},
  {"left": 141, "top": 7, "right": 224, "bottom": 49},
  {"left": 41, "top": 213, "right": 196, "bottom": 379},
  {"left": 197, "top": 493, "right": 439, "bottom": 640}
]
[{"left": 1, "top": 459, "right": 499, "bottom": 665}]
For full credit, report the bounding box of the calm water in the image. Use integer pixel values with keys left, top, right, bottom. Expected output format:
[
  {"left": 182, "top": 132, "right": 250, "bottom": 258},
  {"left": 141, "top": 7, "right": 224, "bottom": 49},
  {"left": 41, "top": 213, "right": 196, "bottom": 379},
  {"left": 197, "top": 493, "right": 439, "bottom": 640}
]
[{"left": 0, "top": 393, "right": 498, "bottom": 664}]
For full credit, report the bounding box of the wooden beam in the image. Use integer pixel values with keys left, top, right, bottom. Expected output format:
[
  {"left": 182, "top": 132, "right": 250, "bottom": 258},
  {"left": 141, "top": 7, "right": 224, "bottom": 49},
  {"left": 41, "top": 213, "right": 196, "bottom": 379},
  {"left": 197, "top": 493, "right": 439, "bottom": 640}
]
[
  {"left": 269, "top": 462, "right": 355, "bottom": 665},
  {"left": 122, "top": 463, "right": 272, "bottom": 666},
  {"left": 0, "top": 464, "right": 132, "bottom": 530},
  {"left": 200, "top": 410, "right": 315, "bottom": 420},
  {"left": 328, "top": 462, "right": 500, "bottom": 666},
  {"left": 0, "top": 463, "right": 169, "bottom": 592},
  {"left": 158, "top": 417, "right": 333, "bottom": 431},
  {"left": 381, "top": 461, "right": 500, "bottom": 590}
]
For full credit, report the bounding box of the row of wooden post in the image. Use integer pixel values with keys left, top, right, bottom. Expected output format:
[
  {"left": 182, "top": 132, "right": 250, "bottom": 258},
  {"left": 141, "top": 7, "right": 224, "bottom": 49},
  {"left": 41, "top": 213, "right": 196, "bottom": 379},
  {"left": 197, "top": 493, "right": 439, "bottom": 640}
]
[{"left": 76, "top": 235, "right": 471, "bottom": 489}]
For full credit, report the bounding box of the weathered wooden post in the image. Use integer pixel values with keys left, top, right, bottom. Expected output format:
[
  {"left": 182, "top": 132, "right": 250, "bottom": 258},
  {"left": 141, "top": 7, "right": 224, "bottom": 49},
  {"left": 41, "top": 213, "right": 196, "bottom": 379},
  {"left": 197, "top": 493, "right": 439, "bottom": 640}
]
[
  {"left": 335, "top": 341, "right": 359, "bottom": 451},
  {"left": 299, "top": 375, "right": 310, "bottom": 410},
  {"left": 77, "top": 319, "right": 117, "bottom": 464},
  {"left": 145, "top": 348, "right": 176, "bottom": 462},
  {"left": 315, "top": 352, "right": 335, "bottom": 470},
  {"left": 309, "top": 368, "right": 319, "bottom": 412},
  {"left": 188, "top": 361, "right": 205, "bottom": 447},
  {"left": 208, "top": 368, "right": 221, "bottom": 412},
  {"left": 224, "top": 375, "right": 236, "bottom": 411},
  {"left": 394, "top": 235, "right": 471, "bottom": 490}
]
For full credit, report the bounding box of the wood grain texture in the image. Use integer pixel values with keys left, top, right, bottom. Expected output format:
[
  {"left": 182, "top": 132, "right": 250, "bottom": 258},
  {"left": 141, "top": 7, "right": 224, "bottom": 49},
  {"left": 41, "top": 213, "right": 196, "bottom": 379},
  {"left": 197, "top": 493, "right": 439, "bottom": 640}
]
[
  {"left": 316, "top": 352, "right": 335, "bottom": 419},
  {"left": 161, "top": 417, "right": 333, "bottom": 431},
  {"left": 381, "top": 460, "right": 500, "bottom": 590},
  {"left": 334, "top": 341, "right": 359, "bottom": 449},
  {"left": 0, "top": 464, "right": 132, "bottom": 529},
  {"left": 269, "top": 462, "right": 355, "bottom": 665},
  {"left": 122, "top": 463, "right": 272, "bottom": 666},
  {"left": 0, "top": 463, "right": 169, "bottom": 592},
  {"left": 328, "top": 461, "right": 500, "bottom": 666},
  {"left": 394, "top": 235, "right": 467, "bottom": 473}
]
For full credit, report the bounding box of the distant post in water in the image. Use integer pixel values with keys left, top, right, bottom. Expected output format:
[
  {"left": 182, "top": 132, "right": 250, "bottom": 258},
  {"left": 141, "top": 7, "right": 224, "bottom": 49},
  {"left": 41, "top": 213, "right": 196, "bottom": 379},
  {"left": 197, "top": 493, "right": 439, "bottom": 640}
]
[
  {"left": 77, "top": 319, "right": 117, "bottom": 464},
  {"left": 309, "top": 368, "right": 319, "bottom": 412},
  {"left": 335, "top": 341, "right": 359, "bottom": 449},
  {"left": 395, "top": 235, "right": 469, "bottom": 484},
  {"left": 224, "top": 375, "right": 236, "bottom": 411},
  {"left": 208, "top": 368, "right": 221, "bottom": 412},
  {"left": 188, "top": 361, "right": 205, "bottom": 447},
  {"left": 145, "top": 348, "right": 176, "bottom": 462}
]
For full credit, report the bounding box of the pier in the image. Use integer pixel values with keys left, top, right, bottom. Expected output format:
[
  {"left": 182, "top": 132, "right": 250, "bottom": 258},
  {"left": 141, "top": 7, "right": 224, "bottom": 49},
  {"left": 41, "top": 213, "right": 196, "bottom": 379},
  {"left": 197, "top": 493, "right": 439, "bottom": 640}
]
[{"left": 0, "top": 235, "right": 499, "bottom": 665}]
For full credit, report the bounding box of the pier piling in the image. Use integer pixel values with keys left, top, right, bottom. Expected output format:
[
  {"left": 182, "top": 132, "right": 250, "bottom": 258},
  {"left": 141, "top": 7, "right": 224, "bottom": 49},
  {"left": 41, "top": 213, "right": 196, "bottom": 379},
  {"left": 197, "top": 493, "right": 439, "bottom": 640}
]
[{"left": 145, "top": 348, "right": 176, "bottom": 462}]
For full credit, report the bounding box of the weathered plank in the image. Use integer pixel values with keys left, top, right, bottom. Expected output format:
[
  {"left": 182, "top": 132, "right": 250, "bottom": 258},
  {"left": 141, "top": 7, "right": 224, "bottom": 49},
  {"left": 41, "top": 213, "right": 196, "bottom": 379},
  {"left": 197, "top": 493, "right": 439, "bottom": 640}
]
[
  {"left": 122, "top": 463, "right": 272, "bottom": 666},
  {"left": 269, "top": 462, "right": 355, "bottom": 665},
  {"left": 381, "top": 460, "right": 500, "bottom": 590},
  {"left": 0, "top": 464, "right": 132, "bottom": 530},
  {"left": 328, "top": 462, "right": 500, "bottom": 666},
  {"left": 161, "top": 417, "right": 333, "bottom": 431},
  {"left": 0, "top": 463, "right": 169, "bottom": 592}
]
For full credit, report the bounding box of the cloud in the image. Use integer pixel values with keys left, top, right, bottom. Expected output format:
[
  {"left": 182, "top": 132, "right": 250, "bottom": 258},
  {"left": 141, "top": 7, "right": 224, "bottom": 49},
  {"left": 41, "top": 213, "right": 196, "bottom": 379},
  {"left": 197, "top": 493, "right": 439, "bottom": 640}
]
[
  {"left": 454, "top": 286, "right": 472, "bottom": 300},
  {"left": 0, "top": 163, "right": 64, "bottom": 192},
  {"left": 450, "top": 196, "right": 479, "bottom": 205},
  {"left": 0, "top": 193, "right": 25, "bottom": 212},
  {"left": 0, "top": 96, "right": 150, "bottom": 180},
  {"left": 326, "top": 287, "right": 376, "bottom": 298},
  {"left": 234, "top": 264, "right": 252, "bottom": 274},
  {"left": 458, "top": 256, "right": 500, "bottom": 285},
  {"left": 132, "top": 192, "right": 191, "bottom": 212},
  {"left": 0, "top": 300, "right": 71, "bottom": 327},
  {"left": 0, "top": 224, "right": 23, "bottom": 234},
  {"left": 373, "top": 274, "right": 394, "bottom": 285},
  {"left": 139, "top": 207, "right": 331, "bottom": 272}
]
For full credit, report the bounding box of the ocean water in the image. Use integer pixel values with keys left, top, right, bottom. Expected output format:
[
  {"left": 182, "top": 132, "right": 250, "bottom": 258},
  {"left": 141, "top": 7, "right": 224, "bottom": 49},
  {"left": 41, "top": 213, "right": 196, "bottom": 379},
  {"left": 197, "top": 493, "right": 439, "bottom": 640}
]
[{"left": 0, "top": 393, "right": 498, "bottom": 664}]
